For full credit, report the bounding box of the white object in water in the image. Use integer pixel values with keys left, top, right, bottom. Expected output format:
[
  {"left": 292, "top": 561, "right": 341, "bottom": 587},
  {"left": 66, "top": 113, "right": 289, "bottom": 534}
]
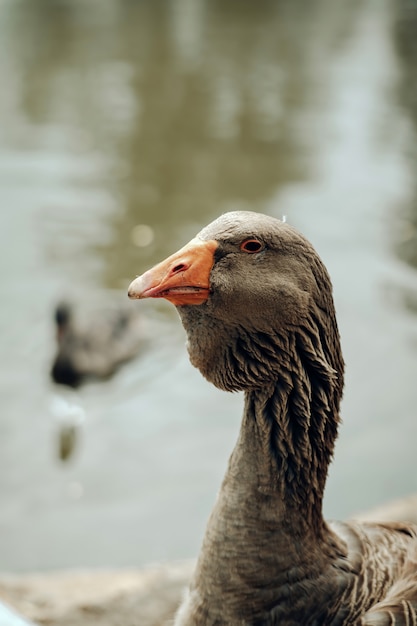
[{"left": 0, "top": 601, "right": 37, "bottom": 626}]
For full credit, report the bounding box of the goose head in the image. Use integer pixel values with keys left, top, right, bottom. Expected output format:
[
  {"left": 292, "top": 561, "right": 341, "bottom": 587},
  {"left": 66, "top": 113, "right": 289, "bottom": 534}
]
[{"left": 128, "top": 211, "right": 343, "bottom": 398}]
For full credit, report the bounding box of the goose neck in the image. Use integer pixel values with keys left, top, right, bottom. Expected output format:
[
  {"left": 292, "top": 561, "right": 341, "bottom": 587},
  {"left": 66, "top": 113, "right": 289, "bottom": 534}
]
[{"left": 227, "top": 382, "right": 333, "bottom": 533}]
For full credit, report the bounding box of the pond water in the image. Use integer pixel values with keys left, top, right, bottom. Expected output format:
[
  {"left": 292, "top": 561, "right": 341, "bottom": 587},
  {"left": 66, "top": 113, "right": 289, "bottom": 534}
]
[{"left": 0, "top": 0, "right": 417, "bottom": 572}]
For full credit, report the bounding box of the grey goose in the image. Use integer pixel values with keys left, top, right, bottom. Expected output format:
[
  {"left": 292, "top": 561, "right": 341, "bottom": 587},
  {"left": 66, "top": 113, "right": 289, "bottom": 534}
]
[{"left": 128, "top": 211, "right": 417, "bottom": 625}]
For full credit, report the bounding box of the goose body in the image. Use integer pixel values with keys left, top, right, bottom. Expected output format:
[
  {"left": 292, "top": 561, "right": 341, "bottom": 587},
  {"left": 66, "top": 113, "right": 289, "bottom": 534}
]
[{"left": 128, "top": 211, "right": 417, "bottom": 625}]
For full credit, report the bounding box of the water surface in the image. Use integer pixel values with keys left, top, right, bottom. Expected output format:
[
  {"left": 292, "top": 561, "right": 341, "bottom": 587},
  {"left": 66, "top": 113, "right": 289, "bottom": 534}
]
[{"left": 0, "top": 0, "right": 416, "bottom": 572}]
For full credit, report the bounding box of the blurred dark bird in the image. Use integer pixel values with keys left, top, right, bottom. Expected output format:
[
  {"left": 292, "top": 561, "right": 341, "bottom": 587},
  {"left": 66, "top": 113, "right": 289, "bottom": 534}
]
[
  {"left": 51, "top": 299, "right": 144, "bottom": 388},
  {"left": 128, "top": 211, "right": 417, "bottom": 625}
]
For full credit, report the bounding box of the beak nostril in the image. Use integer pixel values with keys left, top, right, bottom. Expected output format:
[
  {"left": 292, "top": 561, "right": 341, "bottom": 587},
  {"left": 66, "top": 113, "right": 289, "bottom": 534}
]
[{"left": 172, "top": 263, "right": 187, "bottom": 274}]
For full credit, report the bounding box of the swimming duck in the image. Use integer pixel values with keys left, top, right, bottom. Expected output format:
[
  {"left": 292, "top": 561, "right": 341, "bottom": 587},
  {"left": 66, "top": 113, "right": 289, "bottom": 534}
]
[{"left": 51, "top": 299, "right": 143, "bottom": 388}]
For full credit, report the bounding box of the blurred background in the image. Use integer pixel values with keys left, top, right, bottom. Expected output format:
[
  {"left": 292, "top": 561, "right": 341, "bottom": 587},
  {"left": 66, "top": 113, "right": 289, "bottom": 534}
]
[{"left": 0, "top": 0, "right": 417, "bottom": 573}]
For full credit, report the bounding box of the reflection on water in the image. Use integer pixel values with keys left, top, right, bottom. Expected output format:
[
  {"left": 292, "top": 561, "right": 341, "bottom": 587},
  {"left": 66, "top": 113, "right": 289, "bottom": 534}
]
[
  {"left": 0, "top": 0, "right": 417, "bottom": 572},
  {"left": 0, "top": 0, "right": 367, "bottom": 285}
]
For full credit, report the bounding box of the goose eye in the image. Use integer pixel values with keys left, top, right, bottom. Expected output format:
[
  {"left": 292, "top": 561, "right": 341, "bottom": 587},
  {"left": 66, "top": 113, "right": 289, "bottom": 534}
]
[{"left": 240, "top": 239, "right": 264, "bottom": 253}]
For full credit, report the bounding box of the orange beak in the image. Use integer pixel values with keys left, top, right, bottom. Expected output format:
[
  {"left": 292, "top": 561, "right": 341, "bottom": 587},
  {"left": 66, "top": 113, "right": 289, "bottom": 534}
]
[{"left": 128, "top": 238, "right": 218, "bottom": 306}]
